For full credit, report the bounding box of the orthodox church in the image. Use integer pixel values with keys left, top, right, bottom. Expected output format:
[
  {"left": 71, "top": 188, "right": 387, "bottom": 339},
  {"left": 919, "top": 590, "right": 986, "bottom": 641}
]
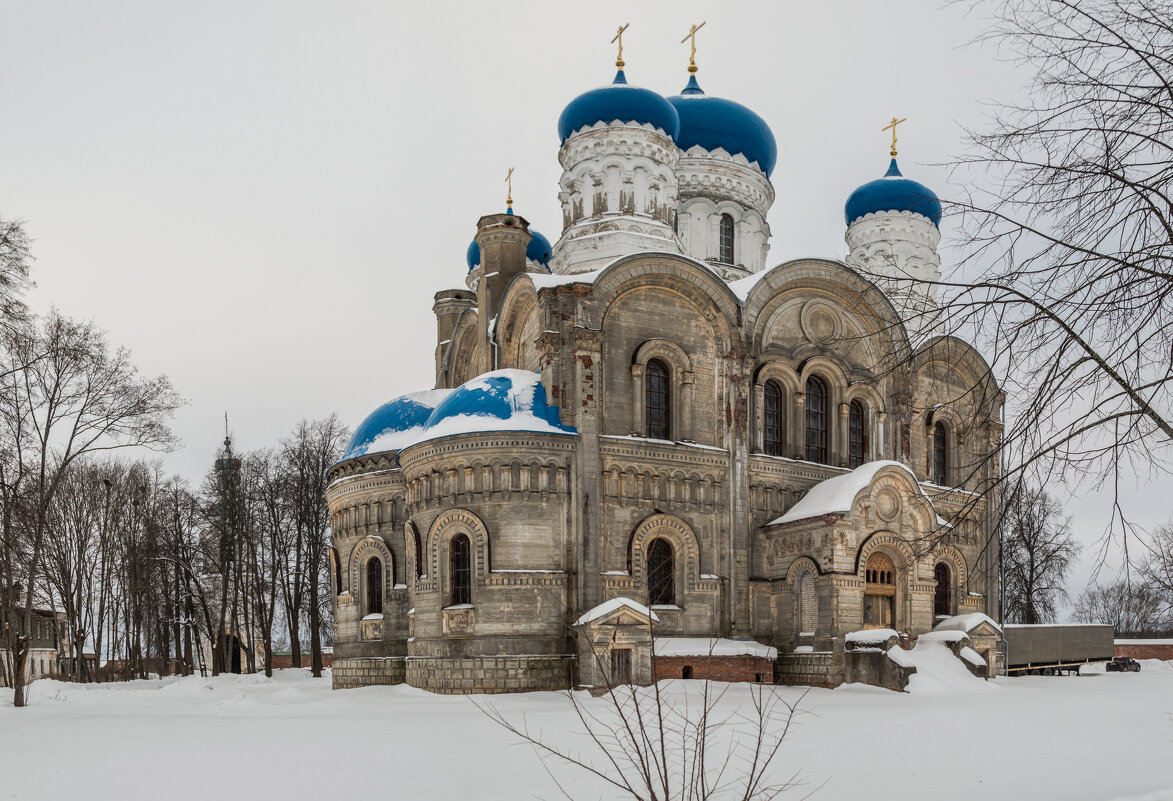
[{"left": 325, "top": 33, "right": 1004, "bottom": 693}]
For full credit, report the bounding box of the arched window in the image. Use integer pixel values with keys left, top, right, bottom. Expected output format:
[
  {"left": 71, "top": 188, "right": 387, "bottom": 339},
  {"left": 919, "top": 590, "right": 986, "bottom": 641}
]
[
  {"left": 647, "top": 538, "right": 675, "bottom": 606},
  {"left": 934, "top": 563, "right": 952, "bottom": 618},
  {"left": 797, "top": 571, "right": 818, "bottom": 634},
  {"left": 330, "top": 547, "right": 342, "bottom": 596},
  {"left": 849, "top": 400, "right": 866, "bottom": 469},
  {"left": 804, "top": 376, "right": 829, "bottom": 464},
  {"left": 763, "top": 380, "right": 784, "bottom": 456},
  {"left": 412, "top": 527, "right": 423, "bottom": 578},
  {"left": 864, "top": 552, "right": 896, "bottom": 630},
  {"left": 645, "top": 358, "right": 670, "bottom": 440},
  {"left": 719, "top": 213, "right": 735, "bottom": 264},
  {"left": 450, "top": 534, "right": 471, "bottom": 606},
  {"left": 933, "top": 422, "right": 948, "bottom": 485},
  {"left": 365, "top": 557, "right": 383, "bottom": 615}
]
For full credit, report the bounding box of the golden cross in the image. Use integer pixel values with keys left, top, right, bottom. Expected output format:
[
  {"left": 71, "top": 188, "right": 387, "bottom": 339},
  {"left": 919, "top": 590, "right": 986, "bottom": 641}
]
[
  {"left": 611, "top": 23, "right": 629, "bottom": 69},
  {"left": 681, "top": 21, "right": 706, "bottom": 74},
  {"left": 883, "top": 116, "right": 907, "bottom": 157},
  {"left": 505, "top": 166, "right": 514, "bottom": 208}
]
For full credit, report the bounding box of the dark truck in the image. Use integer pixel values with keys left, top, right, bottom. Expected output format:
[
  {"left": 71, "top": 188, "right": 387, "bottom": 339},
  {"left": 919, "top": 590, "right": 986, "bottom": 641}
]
[{"left": 1003, "top": 624, "right": 1115, "bottom": 675}]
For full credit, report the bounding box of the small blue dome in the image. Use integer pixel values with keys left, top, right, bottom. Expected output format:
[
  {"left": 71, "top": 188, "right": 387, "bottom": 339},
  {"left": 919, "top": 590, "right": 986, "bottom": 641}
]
[
  {"left": 424, "top": 369, "right": 573, "bottom": 436},
  {"left": 667, "top": 76, "right": 777, "bottom": 178},
  {"left": 466, "top": 228, "right": 554, "bottom": 272},
  {"left": 340, "top": 390, "right": 452, "bottom": 461},
  {"left": 845, "top": 159, "right": 942, "bottom": 227},
  {"left": 558, "top": 69, "right": 680, "bottom": 143}
]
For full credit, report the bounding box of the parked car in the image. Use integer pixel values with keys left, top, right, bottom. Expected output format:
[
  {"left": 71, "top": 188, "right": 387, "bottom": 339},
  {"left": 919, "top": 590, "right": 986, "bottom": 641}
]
[{"left": 1106, "top": 656, "right": 1141, "bottom": 672}]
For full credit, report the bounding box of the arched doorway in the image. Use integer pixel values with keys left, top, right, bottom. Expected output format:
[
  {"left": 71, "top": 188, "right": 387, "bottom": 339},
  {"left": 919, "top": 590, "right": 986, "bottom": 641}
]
[
  {"left": 863, "top": 552, "right": 896, "bottom": 630},
  {"left": 933, "top": 563, "right": 952, "bottom": 618}
]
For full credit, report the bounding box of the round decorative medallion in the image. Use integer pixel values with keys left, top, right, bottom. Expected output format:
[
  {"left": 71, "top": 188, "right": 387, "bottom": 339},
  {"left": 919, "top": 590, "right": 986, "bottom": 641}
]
[
  {"left": 800, "top": 300, "right": 842, "bottom": 345},
  {"left": 875, "top": 488, "right": 900, "bottom": 522}
]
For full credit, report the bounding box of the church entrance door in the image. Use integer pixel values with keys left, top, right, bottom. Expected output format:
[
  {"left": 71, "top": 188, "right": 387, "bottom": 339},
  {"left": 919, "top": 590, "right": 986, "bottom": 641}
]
[{"left": 863, "top": 552, "right": 897, "bottom": 630}]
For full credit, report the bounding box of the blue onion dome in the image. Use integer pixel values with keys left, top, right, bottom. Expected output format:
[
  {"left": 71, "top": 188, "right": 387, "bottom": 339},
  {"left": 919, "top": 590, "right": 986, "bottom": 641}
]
[
  {"left": 422, "top": 369, "right": 574, "bottom": 436},
  {"left": 340, "top": 389, "right": 453, "bottom": 461},
  {"left": 845, "top": 159, "right": 942, "bottom": 227},
  {"left": 557, "top": 69, "right": 680, "bottom": 144},
  {"left": 466, "top": 227, "right": 554, "bottom": 272},
  {"left": 667, "top": 75, "right": 777, "bottom": 178}
]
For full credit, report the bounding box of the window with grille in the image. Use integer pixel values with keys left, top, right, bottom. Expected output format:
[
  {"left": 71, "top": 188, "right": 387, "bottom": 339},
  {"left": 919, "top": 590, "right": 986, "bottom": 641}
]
[
  {"left": 366, "top": 557, "right": 383, "bottom": 615},
  {"left": 763, "top": 380, "right": 783, "bottom": 456},
  {"left": 450, "top": 534, "right": 472, "bottom": 606},
  {"left": 849, "top": 400, "right": 866, "bottom": 468},
  {"left": 719, "top": 214, "right": 735, "bottom": 264},
  {"left": 933, "top": 422, "right": 948, "bottom": 485},
  {"left": 804, "top": 376, "right": 829, "bottom": 464},
  {"left": 647, "top": 538, "right": 675, "bottom": 605},
  {"left": 645, "top": 358, "right": 670, "bottom": 440}
]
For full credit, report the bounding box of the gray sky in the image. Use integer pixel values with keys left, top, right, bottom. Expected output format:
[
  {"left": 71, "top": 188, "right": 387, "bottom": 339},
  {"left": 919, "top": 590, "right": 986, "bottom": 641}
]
[{"left": 1, "top": 1, "right": 1163, "bottom": 601}]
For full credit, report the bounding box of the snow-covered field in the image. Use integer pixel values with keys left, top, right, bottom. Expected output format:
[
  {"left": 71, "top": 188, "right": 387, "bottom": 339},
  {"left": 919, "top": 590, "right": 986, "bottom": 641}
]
[{"left": 3, "top": 660, "right": 1171, "bottom": 801}]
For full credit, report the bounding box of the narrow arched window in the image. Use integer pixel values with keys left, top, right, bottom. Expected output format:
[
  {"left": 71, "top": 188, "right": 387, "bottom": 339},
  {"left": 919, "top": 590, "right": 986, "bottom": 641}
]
[
  {"left": 412, "top": 527, "right": 423, "bottom": 578},
  {"left": 804, "top": 376, "right": 828, "bottom": 464},
  {"left": 864, "top": 552, "right": 896, "bottom": 629},
  {"left": 647, "top": 538, "right": 675, "bottom": 606},
  {"left": 645, "top": 358, "right": 670, "bottom": 440},
  {"left": 933, "top": 422, "right": 948, "bottom": 485},
  {"left": 763, "top": 380, "right": 784, "bottom": 456},
  {"left": 934, "top": 563, "right": 952, "bottom": 617},
  {"left": 366, "top": 557, "right": 383, "bottom": 615},
  {"left": 849, "top": 400, "right": 866, "bottom": 469},
  {"left": 719, "top": 214, "right": 735, "bottom": 264},
  {"left": 797, "top": 571, "right": 818, "bottom": 634},
  {"left": 450, "top": 534, "right": 471, "bottom": 606}
]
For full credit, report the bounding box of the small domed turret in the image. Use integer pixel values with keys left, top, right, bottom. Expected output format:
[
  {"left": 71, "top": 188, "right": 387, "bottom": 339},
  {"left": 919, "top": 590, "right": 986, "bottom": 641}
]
[{"left": 845, "top": 159, "right": 942, "bottom": 227}]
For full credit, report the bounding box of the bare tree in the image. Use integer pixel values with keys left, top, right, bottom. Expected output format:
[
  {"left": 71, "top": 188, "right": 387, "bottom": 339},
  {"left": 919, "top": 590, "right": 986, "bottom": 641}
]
[
  {"left": 0, "top": 218, "right": 33, "bottom": 334},
  {"left": 1139, "top": 519, "right": 1173, "bottom": 623},
  {"left": 1001, "top": 483, "right": 1080, "bottom": 623},
  {"left": 920, "top": 0, "right": 1173, "bottom": 564},
  {"left": 3, "top": 311, "right": 181, "bottom": 706},
  {"left": 1072, "top": 580, "right": 1168, "bottom": 636}
]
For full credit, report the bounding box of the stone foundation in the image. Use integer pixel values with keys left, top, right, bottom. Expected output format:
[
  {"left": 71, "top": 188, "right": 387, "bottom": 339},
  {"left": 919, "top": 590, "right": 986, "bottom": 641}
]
[
  {"left": 405, "top": 654, "right": 573, "bottom": 694},
  {"left": 332, "top": 657, "right": 406, "bottom": 689},
  {"left": 775, "top": 651, "right": 841, "bottom": 688}
]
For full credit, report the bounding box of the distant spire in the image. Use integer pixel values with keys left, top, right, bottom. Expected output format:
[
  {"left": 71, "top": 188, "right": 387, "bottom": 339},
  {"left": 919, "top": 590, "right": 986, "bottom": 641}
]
[
  {"left": 611, "top": 23, "right": 629, "bottom": 69},
  {"left": 883, "top": 116, "right": 907, "bottom": 158},
  {"left": 223, "top": 411, "right": 230, "bottom": 448},
  {"left": 681, "top": 21, "right": 706, "bottom": 75}
]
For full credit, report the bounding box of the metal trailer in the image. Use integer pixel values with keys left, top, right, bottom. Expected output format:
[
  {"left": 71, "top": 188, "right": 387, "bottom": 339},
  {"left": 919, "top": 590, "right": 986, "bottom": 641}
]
[{"left": 1003, "top": 624, "right": 1115, "bottom": 675}]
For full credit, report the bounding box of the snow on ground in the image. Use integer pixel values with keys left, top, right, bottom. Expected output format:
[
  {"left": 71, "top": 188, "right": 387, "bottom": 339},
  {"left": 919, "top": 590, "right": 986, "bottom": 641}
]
[{"left": 3, "top": 662, "right": 1172, "bottom": 800}]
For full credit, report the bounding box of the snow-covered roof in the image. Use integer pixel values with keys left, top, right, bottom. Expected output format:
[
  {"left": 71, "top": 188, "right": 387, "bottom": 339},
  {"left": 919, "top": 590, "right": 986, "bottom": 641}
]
[
  {"left": 653, "top": 638, "right": 777, "bottom": 659},
  {"left": 768, "top": 460, "right": 947, "bottom": 526},
  {"left": 574, "top": 597, "right": 658, "bottom": 626},
  {"left": 933, "top": 613, "right": 1002, "bottom": 634},
  {"left": 845, "top": 628, "right": 899, "bottom": 644},
  {"left": 529, "top": 269, "right": 603, "bottom": 290}
]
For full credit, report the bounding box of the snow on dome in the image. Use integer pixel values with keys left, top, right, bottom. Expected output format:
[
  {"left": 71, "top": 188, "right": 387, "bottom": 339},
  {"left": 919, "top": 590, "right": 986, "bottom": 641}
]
[
  {"left": 845, "top": 158, "right": 942, "bottom": 227},
  {"left": 575, "top": 597, "right": 658, "bottom": 626},
  {"left": 667, "top": 75, "right": 777, "bottom": 177},
  {"left": 558, "top": 69, "right": 681, "bottom": 144},
  {"left": 768, "top": 460, "right": 947, "bottom": 526},
  {"left": 933, "top": 613, "right": 1002, "bottom": 634},
  {"left": 340, "top": 389, "right": 454, "bottom": 461},
  {"left": 340, "top": 370, "right": 574, "bottom": 464}
]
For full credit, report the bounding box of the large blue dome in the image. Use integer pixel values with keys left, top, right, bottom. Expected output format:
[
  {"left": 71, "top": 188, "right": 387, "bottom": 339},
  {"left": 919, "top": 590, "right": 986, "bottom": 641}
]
[
  {"left": 340, "top": 389, "right": 453, "bottom": 461},
  {"left": 667, "top": 75, "right": 777, "bottom": 178},
  {"left": 845, "top": 159, "right": 942, "bottom": 227},
  {"left": 558, "top": 69, "right": 680, "bottom": 144},
  {"left": 466, "top": 228, "right": 554, "bottom": 272}
]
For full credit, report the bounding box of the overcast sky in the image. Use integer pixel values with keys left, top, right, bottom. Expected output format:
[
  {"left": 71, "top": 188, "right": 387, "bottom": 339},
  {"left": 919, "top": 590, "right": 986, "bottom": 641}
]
[{"left": 1, "top": 1, "right": 1163, "bottom": 601}]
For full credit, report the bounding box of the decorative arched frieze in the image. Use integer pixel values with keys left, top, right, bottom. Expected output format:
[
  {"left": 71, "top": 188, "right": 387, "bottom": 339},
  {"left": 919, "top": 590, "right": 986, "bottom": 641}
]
[
  {"left": 785, "top": 555, "right": 822, "bottom": 584},
  {"left": 928, "top": 543, "right": 969, "bottom": 590},
  {"left": 854, "top": 531, "right": 916, "bottom": 576}
]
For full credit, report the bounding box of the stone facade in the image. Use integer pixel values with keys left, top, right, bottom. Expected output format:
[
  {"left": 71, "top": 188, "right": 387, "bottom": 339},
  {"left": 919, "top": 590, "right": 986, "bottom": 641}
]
[{"left": 326, "top": 61, "right": 1004, "bottom": 694}]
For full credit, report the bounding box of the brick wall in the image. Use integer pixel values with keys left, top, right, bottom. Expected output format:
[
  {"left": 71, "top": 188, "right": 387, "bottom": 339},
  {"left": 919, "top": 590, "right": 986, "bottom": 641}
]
[
  {"left": 1115, "top": 643, "right": 1173, "bottom": 660},
  {"left": 653, "top": 655, "right": 774, "bottom": 683}
]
